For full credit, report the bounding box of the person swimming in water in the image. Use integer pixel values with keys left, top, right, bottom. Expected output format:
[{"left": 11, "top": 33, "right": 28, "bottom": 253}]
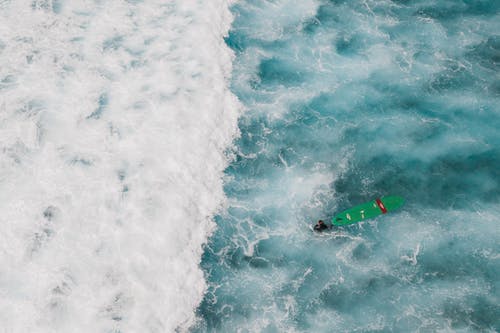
[{"left": 313, "top": 220, "right": 330, "bottom": 232}]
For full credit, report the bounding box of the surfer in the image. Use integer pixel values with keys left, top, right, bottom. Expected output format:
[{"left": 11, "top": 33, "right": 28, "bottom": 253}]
[{"left": 313, "top": 220, "right": 330, "bottom": 232}]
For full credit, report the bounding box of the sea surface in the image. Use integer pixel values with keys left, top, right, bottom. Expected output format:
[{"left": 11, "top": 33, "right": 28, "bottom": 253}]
[
  {"left": 194, "top": 0, "right": 500, "bottom": 332},
  {"left": 1, "top": 1, "right": 499, "bottom": 332}
]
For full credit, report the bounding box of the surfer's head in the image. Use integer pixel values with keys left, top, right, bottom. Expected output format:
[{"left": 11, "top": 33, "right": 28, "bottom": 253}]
[
  {"left": 314, "top": 220, "right": 324, "bottom": 228},
  {"left": 314, "top": 220, "right": 329, "bottom": 232}
]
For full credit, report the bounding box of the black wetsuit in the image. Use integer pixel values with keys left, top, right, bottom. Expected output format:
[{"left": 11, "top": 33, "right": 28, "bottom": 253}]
[{"left": 314, "top": 222, "right": 329, "bottom": 232}]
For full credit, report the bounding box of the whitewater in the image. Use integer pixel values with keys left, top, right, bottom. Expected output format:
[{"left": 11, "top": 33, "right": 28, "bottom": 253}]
[{"left": 0, "top": 1, "right": 239, "bottom": 332}]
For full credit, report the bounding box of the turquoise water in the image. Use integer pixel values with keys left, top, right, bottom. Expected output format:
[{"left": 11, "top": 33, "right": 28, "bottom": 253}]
[{"left": 194, "top": 1, "right": 500, "bottom": 331}]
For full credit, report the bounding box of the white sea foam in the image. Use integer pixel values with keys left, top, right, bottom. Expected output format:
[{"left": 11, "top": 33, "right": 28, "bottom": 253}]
[{"left": 0, "top": 1, "right": 239, "bottom": 331}]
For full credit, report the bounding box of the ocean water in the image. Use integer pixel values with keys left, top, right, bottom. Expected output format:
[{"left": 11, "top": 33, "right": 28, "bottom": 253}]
[
  {"left": 195, "top": 0, "right": 500, "bottom": 332},
  {"left": 0, "top": 1, "right": 239, "bottom": 332}
]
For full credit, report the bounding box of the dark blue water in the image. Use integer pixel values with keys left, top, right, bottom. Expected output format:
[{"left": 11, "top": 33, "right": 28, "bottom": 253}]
[{"left": 194, "top": 1, "right": 500, "bottom": 331}]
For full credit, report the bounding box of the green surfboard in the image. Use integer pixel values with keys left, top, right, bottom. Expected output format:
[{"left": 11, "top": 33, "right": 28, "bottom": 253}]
[{"left": 331, "top": 196, "right": 405, "bottom": 226}]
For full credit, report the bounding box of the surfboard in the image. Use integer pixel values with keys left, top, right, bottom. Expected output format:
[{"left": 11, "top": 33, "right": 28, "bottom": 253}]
[{"left": 331, "top": 196, "right": 404, "bottom": 226}]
